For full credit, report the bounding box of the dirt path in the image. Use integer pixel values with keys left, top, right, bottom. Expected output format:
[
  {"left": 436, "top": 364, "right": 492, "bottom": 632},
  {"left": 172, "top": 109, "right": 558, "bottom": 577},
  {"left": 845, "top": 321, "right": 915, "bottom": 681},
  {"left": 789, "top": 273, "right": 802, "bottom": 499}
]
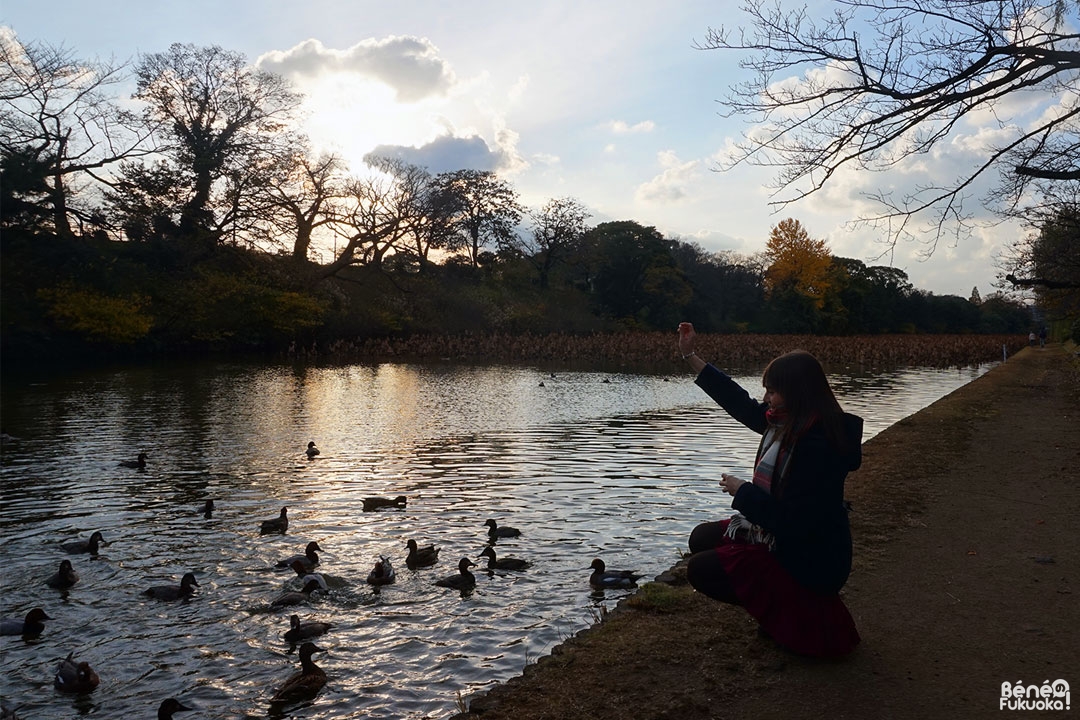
[{"left": 455, "top": 344, "right": 1080, "bottom": 720}]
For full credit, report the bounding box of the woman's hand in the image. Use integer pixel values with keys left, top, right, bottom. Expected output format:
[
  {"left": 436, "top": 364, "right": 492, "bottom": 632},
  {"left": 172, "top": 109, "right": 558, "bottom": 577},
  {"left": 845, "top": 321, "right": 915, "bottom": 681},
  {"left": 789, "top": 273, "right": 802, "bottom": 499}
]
[
  {"left": 677, "top": 322, "right": 696, "bottom": 356},
  {"left": 720, "top": 473, "right": 746, "bottom": 496}
]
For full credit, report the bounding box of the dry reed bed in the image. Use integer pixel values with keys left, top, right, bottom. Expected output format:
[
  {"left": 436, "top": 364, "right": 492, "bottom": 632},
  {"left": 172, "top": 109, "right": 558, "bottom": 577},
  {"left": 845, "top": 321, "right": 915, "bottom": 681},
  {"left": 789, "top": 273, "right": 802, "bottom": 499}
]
[{"left": 294, "top": 333, "right": 1027, "bottom": 370}]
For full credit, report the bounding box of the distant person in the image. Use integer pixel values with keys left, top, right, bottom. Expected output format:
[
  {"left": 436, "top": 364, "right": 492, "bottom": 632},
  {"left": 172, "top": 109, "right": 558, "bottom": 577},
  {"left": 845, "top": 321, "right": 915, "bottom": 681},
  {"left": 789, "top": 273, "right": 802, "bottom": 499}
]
[
  {"left": 1039, "top": 327, "right": 1047, "bottom": 348},
  {"left": 1029, "top": 331, "right": 1037, "bottom": 346},
  {"left": 676, "top": 322, "right": 862, "bottom": 657}
]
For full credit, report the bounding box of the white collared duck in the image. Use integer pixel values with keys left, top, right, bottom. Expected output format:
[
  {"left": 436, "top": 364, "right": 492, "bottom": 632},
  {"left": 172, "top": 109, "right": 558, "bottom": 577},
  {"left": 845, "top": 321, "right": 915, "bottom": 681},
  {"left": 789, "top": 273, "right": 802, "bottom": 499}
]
[
  {"left": 405, "top": 539, "right": 440, "bottom": 568},
  {"left": 53, "top": 652, "right": 99, "bottom": 693},
  {"left": 588, "top": 558, "right": 643, "bottom": 590},
  {"left": 62, "top": 530, "right": 105, "bottom": 555},
  {"left": 271, "top": 641, "right": 326, "bottom": 704},
  {"left": 434, "top": 557, "right": 477, "bottom": 590},
  {"left": 283, "top": 614, "right": 333, "bottom": 642},
  {"left": 366, "top": 556, "right": 396, "bottom": 586},
  {"left": 478, "top": 546, "right": 530, "bottom": 571},
  {"left": 305, "top": 441, "right": 320, "bottom": 459},
  {"left": 158, "top": 698, "right": 192, "bottom": 719},
  {"left": 46, "top": 559, "right": 79, "bottom": 589},
  {"left": 260, "top": 507, "right": 289, "bottom": 535},
  {"left": 361, "top": 495, "right": 407, "bottom": 512},
  {"left": 271, "top": 579, "right": 322, "bottom": 607},
  {"left": 484, "top": 518, "right": 521, "bottom": 539},
  {"left": 119, "top": 452, "right": 147, "bottom": 470},
  {"left": 0, "top": 608, "right": 50, "bottom": 636},
  {"left": 276, "top": 541, "right": 322, "bottom": 572},
  {"left": 144, "top": 572, "right": 199, "bottom": 601},
  {"left": 289, "top": 560, "right": 328, "bottom": 591}
]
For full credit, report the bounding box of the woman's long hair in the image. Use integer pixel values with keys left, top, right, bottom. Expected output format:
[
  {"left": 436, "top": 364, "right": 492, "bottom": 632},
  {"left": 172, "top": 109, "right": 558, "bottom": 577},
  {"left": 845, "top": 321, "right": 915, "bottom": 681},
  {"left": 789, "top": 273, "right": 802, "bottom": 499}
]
[{"left": 762, "top": 350, "right": 845, "bottom": 448}]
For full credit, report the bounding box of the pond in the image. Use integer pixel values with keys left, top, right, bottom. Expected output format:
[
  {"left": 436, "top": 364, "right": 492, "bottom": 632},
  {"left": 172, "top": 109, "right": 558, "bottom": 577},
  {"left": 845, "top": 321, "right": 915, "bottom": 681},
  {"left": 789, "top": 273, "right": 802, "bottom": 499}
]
[{"left": 0, "top": 359, "right": 990, "bottom": 719}]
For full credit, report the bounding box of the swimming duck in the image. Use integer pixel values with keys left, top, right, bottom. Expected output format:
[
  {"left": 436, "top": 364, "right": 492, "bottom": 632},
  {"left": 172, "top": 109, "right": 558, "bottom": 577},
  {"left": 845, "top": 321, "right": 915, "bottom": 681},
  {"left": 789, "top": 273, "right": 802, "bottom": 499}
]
[
  {"left": 276, "top": 541, "right": 322, "bottom": 572},
  {"left": 119, "top": 452, "right": 147, "bottom": 470},
  {"left": 62, "top": 530, "right": 105, "bottom": 555},
  {"left": 484, "top": 518, "right": 521, "bottom": 539},
  {"left": 271, "top": 642, "right": 326, "bottom": 704},
  {"left": 361, "top": 495, "right": 407, "bottom": 512},
  {"left": 477, "top": 546, "right": 530, "bottom": 571},
  {"left": 271, "top": 579, "right": 323, "bottom": 607},
  {"left": 0, "top": 608, "right": 50, "bottom": 636},
  {"left": 434, "top": 557, "right": 478, "bottom": 590},
  {"left": 405, "top": 539, "right": 440, "bottom": 568},
  {"left": 144, "top": 572, "right": 199, "bottom": 601},
  {"left": 305, "top": 441, "right": 320, "bottom": 459},
  {"left": 158, "top": 698, "right": 192, "bottom": 719},
  {"left": 53, "top": 652, "right": 99, "bottom": 693},
  {"left": 283, "top": 614, "right": 333, "bottom": 642},
  {"left": 46, "top": 559, "right": 79, "bottom": 589},
  {"left": 260, "top": 506, "right": 289, "bottom": 535},
  {"left": 202, "top": 499, "right": 214, "bottom": 518},
  {"left": 366, "top": 556, "right": 396, "bottom": 586},
  {"left": 288, "top": 560, "right": 328, "bottom": 591},
  {"left": 588, "top": 558, "right": 643, "bottom": 590}
]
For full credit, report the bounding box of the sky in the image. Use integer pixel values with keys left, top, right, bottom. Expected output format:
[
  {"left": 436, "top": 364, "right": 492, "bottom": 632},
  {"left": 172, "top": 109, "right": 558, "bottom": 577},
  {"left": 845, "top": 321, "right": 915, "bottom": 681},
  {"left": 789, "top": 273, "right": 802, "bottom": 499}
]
[{"left": 2, "top": 0, "right": 1064, "bottom": 298}]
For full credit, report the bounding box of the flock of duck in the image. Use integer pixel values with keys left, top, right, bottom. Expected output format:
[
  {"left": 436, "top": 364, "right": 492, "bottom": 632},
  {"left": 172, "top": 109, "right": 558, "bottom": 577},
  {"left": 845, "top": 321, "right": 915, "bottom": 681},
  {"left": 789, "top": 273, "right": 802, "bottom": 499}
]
[{"left": 0, "top": 443, "right": 646, "bottom": 718}]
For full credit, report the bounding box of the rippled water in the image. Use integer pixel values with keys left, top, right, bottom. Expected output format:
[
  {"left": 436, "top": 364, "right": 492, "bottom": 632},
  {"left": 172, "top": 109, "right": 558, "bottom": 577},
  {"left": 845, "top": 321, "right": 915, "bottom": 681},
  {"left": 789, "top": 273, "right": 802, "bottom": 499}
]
[{"left": 0, "top": 360, "right": 989, "bottom": 719}]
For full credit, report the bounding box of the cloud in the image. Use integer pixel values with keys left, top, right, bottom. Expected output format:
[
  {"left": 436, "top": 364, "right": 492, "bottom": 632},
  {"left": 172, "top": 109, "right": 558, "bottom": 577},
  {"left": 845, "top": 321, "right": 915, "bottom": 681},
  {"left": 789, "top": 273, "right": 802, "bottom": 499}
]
[
  {"left": 257, "top": 36, "right": 456, "bottom": 102},
  {"left": 364, "top": 132, "right": 519, "bottom": 174},
  {"left": 608, "top": 119, "right": 655, "bottom": 134},
  {"left": 635, "top": 150, "right": 700, "bottom": 204}
]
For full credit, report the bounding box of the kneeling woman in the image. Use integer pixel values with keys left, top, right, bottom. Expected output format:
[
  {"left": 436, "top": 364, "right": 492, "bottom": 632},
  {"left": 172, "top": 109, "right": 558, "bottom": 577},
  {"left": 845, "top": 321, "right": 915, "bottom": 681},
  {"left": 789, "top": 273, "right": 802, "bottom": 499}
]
[{"left": 678, "top": 322, "right": 861, "bottom": 658}]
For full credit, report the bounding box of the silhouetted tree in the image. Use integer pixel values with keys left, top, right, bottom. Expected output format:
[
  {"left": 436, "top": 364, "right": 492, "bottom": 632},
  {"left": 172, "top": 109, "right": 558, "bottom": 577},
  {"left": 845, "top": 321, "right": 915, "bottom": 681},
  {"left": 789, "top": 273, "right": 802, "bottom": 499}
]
[{"left": 430, "top": 169, "right": 522, "bottom": 267}]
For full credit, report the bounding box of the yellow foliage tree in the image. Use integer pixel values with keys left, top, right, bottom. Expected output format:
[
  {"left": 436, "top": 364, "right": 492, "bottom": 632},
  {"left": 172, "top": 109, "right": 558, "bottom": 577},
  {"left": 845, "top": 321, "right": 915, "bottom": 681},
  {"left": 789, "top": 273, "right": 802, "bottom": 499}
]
[{"left": 764, "top": 218, "right": 833, "bottom": 308}]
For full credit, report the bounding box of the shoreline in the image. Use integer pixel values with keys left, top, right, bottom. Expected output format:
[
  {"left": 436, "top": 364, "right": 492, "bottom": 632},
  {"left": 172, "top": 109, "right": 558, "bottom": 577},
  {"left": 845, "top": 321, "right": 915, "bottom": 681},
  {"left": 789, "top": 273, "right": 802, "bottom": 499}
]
[{"left": 452, "top": 343, "right": 1080, "bottom": 720}]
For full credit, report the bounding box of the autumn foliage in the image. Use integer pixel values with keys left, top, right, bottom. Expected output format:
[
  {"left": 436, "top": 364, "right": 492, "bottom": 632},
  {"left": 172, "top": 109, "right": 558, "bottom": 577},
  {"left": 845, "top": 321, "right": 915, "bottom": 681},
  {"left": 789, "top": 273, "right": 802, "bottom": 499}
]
[{"left": 764, "top": 218, "right": 832, "bottom": 307}]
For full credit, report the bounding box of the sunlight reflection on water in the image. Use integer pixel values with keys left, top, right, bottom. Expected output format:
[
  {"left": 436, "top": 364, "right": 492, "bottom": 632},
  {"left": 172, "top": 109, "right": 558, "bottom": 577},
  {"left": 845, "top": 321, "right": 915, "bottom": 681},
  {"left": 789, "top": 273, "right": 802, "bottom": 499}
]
[{"left": 0, "top": 360, "right": 989, "bottom": 719}]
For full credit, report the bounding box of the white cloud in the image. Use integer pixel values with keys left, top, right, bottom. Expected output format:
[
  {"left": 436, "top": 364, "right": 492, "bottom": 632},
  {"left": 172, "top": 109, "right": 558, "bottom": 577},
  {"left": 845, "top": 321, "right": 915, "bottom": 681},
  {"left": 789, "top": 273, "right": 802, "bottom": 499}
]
[
  {"left": 257, "top": 36, "right": 457, "bottom": 102},
  {"left": 635, "top": 151, "right": 700, "bottom": 204},
  {"left": 608, "top": 119, "right": 656, "bottom": 134}
]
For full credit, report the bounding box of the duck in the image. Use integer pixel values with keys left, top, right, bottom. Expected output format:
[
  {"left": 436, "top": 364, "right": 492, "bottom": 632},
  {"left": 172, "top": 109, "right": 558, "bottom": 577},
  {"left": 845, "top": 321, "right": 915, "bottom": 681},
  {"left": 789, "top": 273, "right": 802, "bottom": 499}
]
[
  {"left": 477, "top": 546, "right": 530, "bottom": 571},
  {"left": 588, "top": 558, "right": 643, "bottom": 590},
  {"left": 260, "top": 506, "right": 289, "bottom": 535},
  {"left": 0, "top": 608, "right": 50, "bottom": 636},
  {"left": 158, "top": 698, "right": 192, "bottom": 719},
  {"left": 119, "top": 452, "right": 147, "bottom": 470},
  {"left": 305, "top": 441, "right": 320, "bottom": 459},
  {"left": 276, "top": 541, "right": 322, "bottom": 572},
  {"left": 62, "top": 530, "right": 105, "bottom": 555},
  {"left": 405, "top": 539, "right": 440, "bottom": 568},
  {"left": 283, "top": 614, "right": 333, "bottom": 642},
  {"left": 53, "top": 652, "right": 99, "bottom": 693},
  {"left": 271, "top": 579, "right": 323, "bottom": 607},
  {"left": 288, "top": 560, "right": 328, "bottom": 591},
  {"left": 270, "top": 641, "right": 326, "bottom": 704},
  {"left": 144, "top": 572, "right": 199, "bottom": 601},
  {"left": 366, "top": 556, "right": 396, "bottom": 586},
  {"left": 484, "top": 518, "right": 521, "bottom": 539},
  {"left": 202, "top": 499, "right": 215, "bottom": 518},
  {"left": 434, "top": 557, "right": 478, "bottom": 590},
  {"left": 46, "top": 559, "right": 79, "bottom": 589},
  {"left": 361, "top": 495, "right": 407, "bottom": 512}
]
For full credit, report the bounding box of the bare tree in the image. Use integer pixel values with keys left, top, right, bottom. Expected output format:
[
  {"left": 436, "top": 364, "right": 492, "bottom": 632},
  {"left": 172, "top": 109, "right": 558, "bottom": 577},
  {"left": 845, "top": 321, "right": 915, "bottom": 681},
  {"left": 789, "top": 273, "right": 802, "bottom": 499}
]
[
  {"left": 519, "top": 196, "right": 592, "bottom": 288},
  {"left": 699, "top": 0, "right": 1080, "bottom": 251},
  {"left": 430, "top": 169, "right": 523, "bottom": 267},
  {"left": 253, "top": 150, "right": 346, "bottom": 261}
]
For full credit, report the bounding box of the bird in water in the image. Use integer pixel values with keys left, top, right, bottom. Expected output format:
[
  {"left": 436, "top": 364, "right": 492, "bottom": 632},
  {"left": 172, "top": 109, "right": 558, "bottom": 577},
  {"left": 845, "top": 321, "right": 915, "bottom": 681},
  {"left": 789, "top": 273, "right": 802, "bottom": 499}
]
[
  {"left": 158, "top": 698, "right": 193, "bottom": 719},
  {"left": 260, "top": 507, "right": 289, "bottom": 535},
  {"left": 305, "top": 441, "right": 320, "bottom": 459},
  {"left": 289, "top": 560, "right": 328, "bottom": 591},
  {"left": 366, "top": 556, "right": 396, "bottom": 586},
  {"left": 119, "top": 452, "right": 147, "bottom": 470},
  {"left": 484, "top": 518, "right": 521, "bottom": 539},
  {"left": 434, "top": 557, "right": 478, "bottom": 591},
  {"left": 271, "top": 579, "right": 323, "bottom": 607},
  {"left": 61, "top": 530, "right": 105, "bottom": 555},
  {"left": 477, "top": 546, "right": 530, "bottom": 571},
  {"left": 144, "top": 572, "right": 200, "bottom": 601},
  {"left": 361, "top": 495, "right": 407, "bottom": 512},
  {"left": 270, "top": 642, "right": 327, "bottom": 704},
  {"left": 276, "top": 541, "right": 322, "bottom": 573},
  {"left": 405, "top": 539, "right": 440, "bottom": 568},
  {"left": 46, "top": 559, "right": 79, "bottom": 590},
  {"left": 201, "top": 499, "right": 214, "bottom": 519},
  {"left": 588, "top": 558, "right": 643, "bottom": 590},
  {"left": 0, "top": 608, "right": 50, "bottom": 637},
  {"left": 53, "top": 652, "right": 99, "bottom": 693},
  {"left": 283, "top": 614, "right": 333, "bottom": 642}
]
